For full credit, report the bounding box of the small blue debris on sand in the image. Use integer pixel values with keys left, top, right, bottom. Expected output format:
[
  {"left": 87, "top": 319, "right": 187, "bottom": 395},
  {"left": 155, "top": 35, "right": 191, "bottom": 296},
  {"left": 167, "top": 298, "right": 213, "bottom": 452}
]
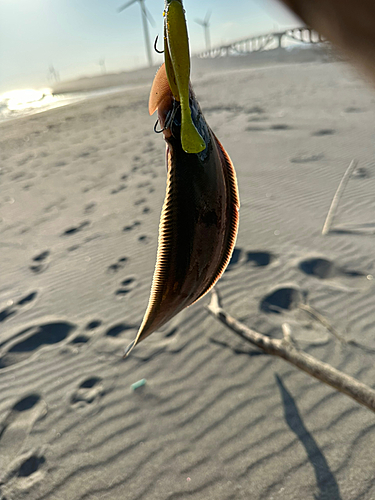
[{"left": 131, "top": 379, "right": 147, "bottom": 391}]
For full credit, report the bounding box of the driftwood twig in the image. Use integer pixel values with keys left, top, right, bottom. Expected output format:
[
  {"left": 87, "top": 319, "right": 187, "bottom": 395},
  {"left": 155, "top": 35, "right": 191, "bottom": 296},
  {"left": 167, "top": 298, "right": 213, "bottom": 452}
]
[
  {"left": 297, "top": 303, "right": 346, "bottom": 344},
  {"left": 322, "top": 159, "right": 358, "bottom": 235},
  {"left": 207, "top": 289, "right": 375, "bottom": 413}
]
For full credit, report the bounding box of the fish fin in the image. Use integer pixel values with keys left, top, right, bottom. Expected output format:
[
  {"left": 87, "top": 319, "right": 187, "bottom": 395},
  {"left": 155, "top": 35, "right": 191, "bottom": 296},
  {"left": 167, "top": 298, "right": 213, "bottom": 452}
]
[
  {"left": 193, "top": 131, "right": 240, "bottom": 302},
  {"left": 125, "top": 149, "right": 176, "bottom": 351},
  {"left": 123, "top": 340, "right": 136, "bottom": 358},
  {"left": 149, "top": 63, "right": 173, "bottom": 115},
  {"left": 214, "top": 132, "right": 240, "bottom": 211}
]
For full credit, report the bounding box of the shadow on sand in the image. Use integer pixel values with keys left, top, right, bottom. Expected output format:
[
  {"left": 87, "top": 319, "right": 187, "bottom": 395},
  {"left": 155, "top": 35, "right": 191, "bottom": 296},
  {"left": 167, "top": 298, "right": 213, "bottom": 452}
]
[{"left": 275, "top": 375, "right": 342, "bottom": 500}]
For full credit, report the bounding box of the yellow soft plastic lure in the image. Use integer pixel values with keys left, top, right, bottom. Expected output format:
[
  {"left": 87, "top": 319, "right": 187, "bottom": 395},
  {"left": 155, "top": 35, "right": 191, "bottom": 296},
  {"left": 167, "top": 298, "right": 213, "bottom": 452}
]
[
  {"left": 124, "top": 0, "right": 239, "bottom": 357},
  {"left": 164, "top": 0, "right": 205, "bottom": 153}
]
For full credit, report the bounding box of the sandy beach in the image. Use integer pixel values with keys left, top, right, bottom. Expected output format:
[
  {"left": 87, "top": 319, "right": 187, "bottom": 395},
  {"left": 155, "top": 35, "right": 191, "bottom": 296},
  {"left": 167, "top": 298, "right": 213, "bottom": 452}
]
[{"left": 1, "top": 53, "right": 375, "bottom": 499}]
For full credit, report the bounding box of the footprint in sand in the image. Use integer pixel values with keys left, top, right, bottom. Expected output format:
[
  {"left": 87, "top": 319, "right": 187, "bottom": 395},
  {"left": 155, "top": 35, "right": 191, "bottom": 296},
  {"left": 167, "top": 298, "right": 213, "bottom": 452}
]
[
  {"left": 246, "top": 123, "right": 292, "bottom": 132},
  {"left": 123, "top": 221, "right": 141, "bottom": 232},
  {"left": 164, "top": 326, "right": 178, "bottom": 338},
  {"left": 16, "top": 292, "right": 37, "bottom": 307},
  {"left": 290, "top": 153, "right": 324, "bottom": 164},
  {"left": 260, "top": 286, "right": 304, "bottom": 314},
  {"left": 85, "top": 320, "right": 102, "bottom": 331},
  {"left": 115, "top": 277, "right": 135, "bottom": 297},
  {"left": 247, "top": 115, "right": 267, "bottom": 123},
  {"left": 70, "top": 334, "right": 90, "bottom": 345},
  {"left": 269, "top": 124, "right": 292, "bottom": 131},
  {"left": 29, "top": 250, "right": 50, "bottom": 273},
  {"left": 246, "top": 125, "right": 266, "bottom": 132},
  {"left": 0, "top": 291, "right": 38, "bottom": 324},
  {"left": 13, "top": 452, "right": 46, "bottom": 477},
  {"left": 225, "top": 247, "right": 277, "bottom": 272},
  {"left": 70, "top": 320, "right": 102, "bottom": 346},
  {"left": 352, "top": 166, "right": 369, "bottom": 179},
  {"left": 0, "top": 305, "right": 17, "bottom": 324},
  {"left": 246, "top": 251, "right": 277, "bottom": 267},
  {"left": 70, "top": 377, "right": 104, "bottom": 408},
  {"left": 61, "top": 220, "right": 90, "bottom": 236},
  {"left": 134, "top": 198, "right": 147, "bottom": 206},
  {"left": 137, "top": 181, "right": 152, "bottom": 189},
  {"left": 0, "top": 394, "right": 47, "bottom": 472},
  {"left": 259, "top": 285, "right": 342, "bottom": 347},
  {"left": 312, "top": 129, "right": 335, "bottom": 136},
  {"left": 1, "top": 448, "right": 46, "bottom": 488},
  {"left": 84, "top": 201, "right": 97, "bottom": 214},
  {"left": 111, "top": 184, "right": 127, "bottom": 195},
  {"left": 0, "top": 321, "right": 76, "bottom": 369},
  {"left": 107, "top": 257, "right": 128, "bottom": 274},
  {"left": 138, "top": 235, "right": 150, "bottom": 244},
  {"left": 100, "top": 323, "right": 138, "bottom": 353},
  {"left": 105, "top": 322, "right": 137, "bottom": 338},
  {"left": 298, "top": 257, "right": 369, "bottom": 289},
  {"left": 67, "top": 244, "right": 80, "bottom": 252},
  {"left": 246, "top": 105, "right": 266, "bottom": 115},
  {"left": 344, "top": 106, "right": 363, "bottom": 113}
]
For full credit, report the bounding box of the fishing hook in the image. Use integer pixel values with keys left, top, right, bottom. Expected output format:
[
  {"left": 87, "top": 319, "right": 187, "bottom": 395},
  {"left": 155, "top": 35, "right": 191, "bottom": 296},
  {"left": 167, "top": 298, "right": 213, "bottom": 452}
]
[
  {"left": 154, "top": 35, "right": 164, "bottom": 54},
  {"left": 153, "top": 100, "right": 181, "bottom": 135},
  {"left": 154, "top": 119, "right": 164, "bottom": 133}
]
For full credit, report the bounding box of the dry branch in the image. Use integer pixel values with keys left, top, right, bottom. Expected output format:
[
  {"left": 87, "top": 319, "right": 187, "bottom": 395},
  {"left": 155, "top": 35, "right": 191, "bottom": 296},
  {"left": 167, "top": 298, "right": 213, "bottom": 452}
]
[
  {"left": 207, "top": 289, "right": 375, "bottom": 413},
  {"left": 297, "top": 302, "right": 346, "bottom": 344},
  {"left": 322, "top": 159, "right": 357, "bottom": 235}
]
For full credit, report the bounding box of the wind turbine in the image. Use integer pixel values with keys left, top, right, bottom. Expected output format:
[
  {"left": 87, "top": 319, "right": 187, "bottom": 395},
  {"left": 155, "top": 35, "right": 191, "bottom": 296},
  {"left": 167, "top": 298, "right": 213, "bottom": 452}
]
[
  {"left": 99, "top": 58, "right": 106, "bottom": 74},
  {"left": 195, "top": 10, "right": 211, "bottom": 52},
  {"left": 118, "top": 0, "right": 155, "bottom": 67}
]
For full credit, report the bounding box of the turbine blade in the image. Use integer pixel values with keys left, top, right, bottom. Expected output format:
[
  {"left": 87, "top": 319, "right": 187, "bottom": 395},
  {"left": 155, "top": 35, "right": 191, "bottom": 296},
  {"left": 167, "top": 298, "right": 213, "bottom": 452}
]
[
  {"left": 195, "top": 18, "right": 205, "bottom": 26},
  {"left": 144, "top": 6, "right": 156, "bottom": 27},
  {"left": 118, "top": 0, "right": 138, "bottom": 13},
  {"left": 204, "top": 10, "right": 211, "bottom": 24}
]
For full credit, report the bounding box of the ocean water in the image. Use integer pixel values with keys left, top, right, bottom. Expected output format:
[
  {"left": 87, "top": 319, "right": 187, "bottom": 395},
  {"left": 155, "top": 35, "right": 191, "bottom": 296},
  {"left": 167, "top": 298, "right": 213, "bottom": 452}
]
[
  {"left": 0, "top": 88, "right": 91, "bottom": 122},
  {"left": 0, "top": 85, "right": 138, "bottom": 123}
]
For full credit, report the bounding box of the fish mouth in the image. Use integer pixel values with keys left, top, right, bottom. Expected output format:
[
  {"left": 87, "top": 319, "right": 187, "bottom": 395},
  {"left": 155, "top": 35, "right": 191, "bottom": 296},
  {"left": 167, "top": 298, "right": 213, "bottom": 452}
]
[{"left": 151, "top": 71, "right": 209, "bottom": 153}]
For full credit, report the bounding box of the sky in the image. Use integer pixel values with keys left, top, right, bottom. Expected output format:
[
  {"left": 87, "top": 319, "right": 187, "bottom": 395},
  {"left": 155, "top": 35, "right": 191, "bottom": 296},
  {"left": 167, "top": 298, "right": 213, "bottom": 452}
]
[{"left": 0, "top": 0, "right": 300, "bottom": 93}]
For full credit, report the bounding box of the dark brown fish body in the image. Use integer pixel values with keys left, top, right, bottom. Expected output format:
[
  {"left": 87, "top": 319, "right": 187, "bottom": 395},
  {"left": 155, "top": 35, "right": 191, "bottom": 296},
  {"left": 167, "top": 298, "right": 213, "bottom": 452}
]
[{"left": 125, "top": 65, "right": 239, "bottom": 355}]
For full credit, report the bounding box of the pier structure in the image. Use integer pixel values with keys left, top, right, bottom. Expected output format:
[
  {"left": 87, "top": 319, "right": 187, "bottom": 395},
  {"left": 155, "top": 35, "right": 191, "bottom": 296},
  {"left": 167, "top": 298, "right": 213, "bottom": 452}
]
[{"left": 196, "top": 27, "right": 325, "bottom": 59}]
